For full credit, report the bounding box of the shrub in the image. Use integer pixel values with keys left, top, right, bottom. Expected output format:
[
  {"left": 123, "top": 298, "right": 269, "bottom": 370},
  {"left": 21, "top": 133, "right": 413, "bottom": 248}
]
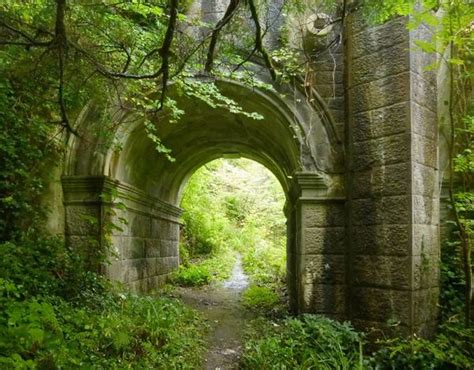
[
  {"left": 241, "top": 315, "right": 364, "bottom": 369},
  {"left": 368, "top": 323, "right": 474, "bottom": 369},
  {"left": 242, "top": 285, "right": 280, "bottom": 311},
  {"left": 0, "top": 285, "right": 206, "bottom": 369},
  {"left": 170, "top": 265, "right": 212, "bottom": 287}
]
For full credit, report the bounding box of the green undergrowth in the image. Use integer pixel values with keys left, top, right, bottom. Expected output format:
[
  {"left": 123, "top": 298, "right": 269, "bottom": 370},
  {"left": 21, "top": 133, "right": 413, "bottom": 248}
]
[
  {"left": 241, "top": 315, "right": 474, "bottom": 369},
  {"left": 177, "top": 159, "right": 286, "bottom": 293},
  {"left": 0, "top": 234, "right": 207, "bottom": 368},
  {"left": 241, "top": 285, "right": 280, "bottom": 312},
  {"left": 172, "top": 245, "right": 237, "bottom": 286},
  {"left": 367, "top": 323, "right": 474, "bottom": 369},
  {"left": 241, "top": 315, "right": 365, "bottom": 369}
]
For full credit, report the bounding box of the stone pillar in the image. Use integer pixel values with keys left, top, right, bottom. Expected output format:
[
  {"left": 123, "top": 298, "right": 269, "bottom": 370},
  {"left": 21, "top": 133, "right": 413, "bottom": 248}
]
[
  {"left": 289, "top": 173, "right": 346, "bottom": 318},
  {"left": 345, "top": 14, "right": 439, "bottom": 336},
  {"left": 62, "top": 176, "right": 182, "bottom": 291},
  {"left": 62, "top": 176, "right": 109, "bottom": 271}
]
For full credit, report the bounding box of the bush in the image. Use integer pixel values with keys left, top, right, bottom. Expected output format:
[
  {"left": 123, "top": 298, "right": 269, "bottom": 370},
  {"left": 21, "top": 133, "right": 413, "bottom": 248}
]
[
  {"left": 0, "top": 284, "right": 206, "bottom": 368},
  {"left": 0, "top": 233, "right": 207, "bottom": 368},
  {"left": 170, "top": 265, "right": 212, "bottom": 287},
  {"left": 368, "top": 323, "right": 474, "bottom": 369},
  {"left": 242, "top": 285, "right": 280, "bottom": 311},
  {"left": 241, "top": 315, "right": 364, "bottom": 369}
]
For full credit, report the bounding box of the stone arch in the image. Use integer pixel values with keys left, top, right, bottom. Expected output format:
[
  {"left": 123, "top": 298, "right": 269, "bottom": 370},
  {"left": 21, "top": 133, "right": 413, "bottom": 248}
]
[{"left": 62, "top": 76, "right": 346, "bottom": 315}]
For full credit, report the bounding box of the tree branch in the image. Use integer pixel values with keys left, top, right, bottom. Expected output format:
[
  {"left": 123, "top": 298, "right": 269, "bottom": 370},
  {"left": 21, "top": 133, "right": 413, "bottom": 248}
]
[
  {"left": 247, "top": 0, "right": 277, "bottom": 81},
  {"left": 158, "top": 0, "right": 179, "bottom": 108},
  {"left": 54, "top": 0, "right": 79, "bottom": 136},
  {"left": 204, "top": 0, "right": 240, "bottom": 73}
]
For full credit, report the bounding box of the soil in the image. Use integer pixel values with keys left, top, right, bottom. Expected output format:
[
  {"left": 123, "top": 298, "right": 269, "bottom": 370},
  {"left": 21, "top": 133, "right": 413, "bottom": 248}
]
[{"left": 176, "top": 255, "right": 253, "bottom": 370}]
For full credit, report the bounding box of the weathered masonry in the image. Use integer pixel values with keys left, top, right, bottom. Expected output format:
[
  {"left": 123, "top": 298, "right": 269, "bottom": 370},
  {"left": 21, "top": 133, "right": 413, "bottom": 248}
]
[{"left": 47, "top": 7, "right": 441, "bottom": 337}]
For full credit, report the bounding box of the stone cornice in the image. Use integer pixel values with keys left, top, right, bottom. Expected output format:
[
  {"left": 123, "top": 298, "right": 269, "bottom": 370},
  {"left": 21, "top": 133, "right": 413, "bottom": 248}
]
[{"left": 62, "top": 176, "right": 183, "bottom": 219}]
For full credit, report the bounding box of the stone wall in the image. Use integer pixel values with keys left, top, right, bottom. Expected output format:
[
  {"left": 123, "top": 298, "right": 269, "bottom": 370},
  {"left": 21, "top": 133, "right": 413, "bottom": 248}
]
[
  {"left": 289, "top": 173, "right": 347, "bottom": 319},
  {"left": 345, "top": 14, "right": 439, "bottom": 335},
  {"left": 63, "top": 176, "right": 180, "bottom": 291}
]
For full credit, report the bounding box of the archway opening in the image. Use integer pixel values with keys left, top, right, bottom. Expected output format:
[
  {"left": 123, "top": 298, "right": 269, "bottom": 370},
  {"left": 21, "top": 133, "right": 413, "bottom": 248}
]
[{"left": 175, "top": 158, "right": 287, "bottom": 308}]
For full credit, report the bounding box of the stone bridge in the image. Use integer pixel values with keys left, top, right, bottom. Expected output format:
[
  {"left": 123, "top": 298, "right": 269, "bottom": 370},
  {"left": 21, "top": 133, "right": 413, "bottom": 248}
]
[{"left": 47, "top": 9, "right": 441, "bottom": 336}]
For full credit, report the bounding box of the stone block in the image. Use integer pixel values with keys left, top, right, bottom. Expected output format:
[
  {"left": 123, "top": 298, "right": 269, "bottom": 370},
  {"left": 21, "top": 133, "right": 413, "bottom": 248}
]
[
  {"left": 413, "top": 254, "right": 440, "bottom": 290},
  {"left": 413, "top": 195, "right": 439, "bottom": 225},
  {"left": 314, "top": 70, "right": 343, "bottom": 85},
  {"left": 413, "top": 162, "right": 437, "bottom": 197},
  {"left": 413, "top": 224, "right": 439, "bottom": 256},
  {"left": 351, "top": 134, "right": 410, "bottom": 171},
  {"left": 327, "top": 97, "right": 344, "bottom": 111},
  {"left": 151, "top": 218, "right": 161, "bottom": 238},
  {"left": 303, "top": 227, "right": 345, "bottom": 255},
  {"left": 145, "top": 238, "right": 161, "bottom": 258},
  {"left": 350, "top": 224, "right": 410, "bottom": 256},
  {"left": 314, "top": 83, "right": 344, "bottom": 98},
  {"left": 129, "top": 213, "right": 151, "bottom": 238},
  {"left": 122, "top": 237, "right": 145, "bottom": 260},
  {"left": 145, "top": 257, "right": 158, "bottom": 277},
  {"left": 351, "top": 163, "right": 410, "bottom": 199},
  {"left": 411, "top": 73, "right": 437, "bottom": 113},
  {"left": 353, "top": 255, "right": 411, "bottom": 289},
  {"left": 157, "top": 256, "right": 179, "bottom": 274},
  {"left": 312, "top": 53, "right": 344, "bottom": 72},
  {"left": 351, "top": 73, "right": 410, "bottom": 114},
  {"left": 351, "top": 42, "right": 409, "bottom": 87},
  {"left": 146, "top": 275, "right": 168, "bottom": 290},
  {"left": 302, "top": 203, "right": 345, "bottom": 228},
  {"left": 351, "top": 196, "right": 410, "bottom": 226},
  {"left": 350, "top": 17, "right": 408, "bottom": 59},
  {"left": 413, "top": 133, "right": 437, "bottom": 168},
  {"left": 105, "top": 260, "right": 126, "bottom": 282},
  {"left": 352, "top": 102, "right": 409, "bottom": 142},
  {"left": 302, "top": 283, "right": 346, "bottom": 314},
  {"left": 301, "top": 254, "right": 345, "bottom": 285},
  {"left": 411, "top": 102, "right": 437, "bottom": 140},
  {"left": 351, "top": 287, "right": 410, "bottom": 324},
  {"left": 66, "top": 235, "right": 100, "bottom": 256},
  {"left": 65, "top": 205, "right": 101, "bottom": 236},
  {"left": 413, "top": 287, "right": 440, "bottom": 325},
  {"left": 160, "top": 240, "right": 178, "bottom": 257}
]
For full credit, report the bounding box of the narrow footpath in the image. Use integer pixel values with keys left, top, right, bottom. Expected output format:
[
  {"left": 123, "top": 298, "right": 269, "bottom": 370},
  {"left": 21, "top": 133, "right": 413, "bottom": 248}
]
[{"left": 176, "top": 255, "right": 252, "bottom": 370}]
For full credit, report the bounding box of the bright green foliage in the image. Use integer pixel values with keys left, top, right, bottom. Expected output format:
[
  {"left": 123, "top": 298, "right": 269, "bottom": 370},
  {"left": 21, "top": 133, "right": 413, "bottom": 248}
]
[
  {"left": 0, "top": 79, "right": 60, "bottom": 241},
  {"left": 0, "top": 234, "right": 206, "bottom": 368},
  {"left": 241, "top": 285, "right": 280, "bottom": 311},
  {"left": 170, "top": 265, "right": 212, "bottom": 287},
  {"left": 368, "top": 324, "right": 474, "bottom": 369},
  {"left": 179, "top": 158, "right": 286, "bottom": 287},
  {"left": 241, "top": 315, "right": 364, "bottom": 369},
  {"left": 0, "top": 285, "right": 206, "bottom": 368}
]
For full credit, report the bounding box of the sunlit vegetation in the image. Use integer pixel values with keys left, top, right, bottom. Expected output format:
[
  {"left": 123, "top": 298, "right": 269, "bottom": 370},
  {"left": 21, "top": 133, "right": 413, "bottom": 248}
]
[
  {"left": 0, "top": 234, "right": 207, "bottom": 368},
  {"left": 0, "top": 0, "right": 472, "bottom": 368},
  {"left": 176, "top": 158, "right": 286, "bottom": 293}
]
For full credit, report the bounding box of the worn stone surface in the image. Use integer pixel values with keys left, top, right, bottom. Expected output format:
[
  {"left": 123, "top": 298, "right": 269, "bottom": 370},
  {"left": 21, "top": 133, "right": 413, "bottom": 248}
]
[
  {"left": 302, "top": 283, "right": 346, "bottom": 315},
  {"left": 303, "top": 227, "right": 345, "bottom": 255},
  {"left": 58, "top": 9, "right": 443, "bottom": 339},
  {"left": 353, "top": 255, "right": 412, "bottom": 289},
  {"left": 352, "top": 102, "right": 410, "bottom": 143},
  {"left": 346, "top": 10, "right": 439, "bottom": 337},
  {"left": 351, "top": 287, "right": 410, "bottom": 324},
  {"left": 351, "top": 225, "right": 410, "bottom": 256}
]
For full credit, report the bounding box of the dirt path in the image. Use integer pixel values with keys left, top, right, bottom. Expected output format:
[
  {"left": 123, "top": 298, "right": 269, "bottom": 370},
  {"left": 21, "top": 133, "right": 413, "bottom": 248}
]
[{"left": 176, "top": 255, "right": 252, "bottom": 370}]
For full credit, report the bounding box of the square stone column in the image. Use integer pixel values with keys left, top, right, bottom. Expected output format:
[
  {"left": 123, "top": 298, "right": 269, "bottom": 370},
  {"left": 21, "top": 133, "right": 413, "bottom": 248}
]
[
  {"left": 288, "top": 173, "right": 346, "bottom": 318},
  {"left": 345, "top": 14, "right": 440, "bottom": 336}
]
